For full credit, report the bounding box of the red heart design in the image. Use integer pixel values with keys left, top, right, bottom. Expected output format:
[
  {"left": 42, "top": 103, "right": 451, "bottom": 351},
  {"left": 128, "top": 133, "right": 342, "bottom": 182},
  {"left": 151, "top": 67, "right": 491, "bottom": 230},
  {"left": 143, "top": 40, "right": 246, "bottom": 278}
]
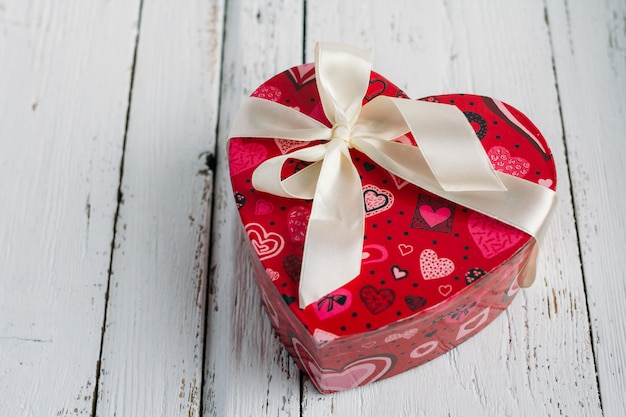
[
  {"left": 360, "top": 285, "right": 395, "bottom": 314},
  {"left": 398, "top": 244, "right": 413, "bottom": 256},
  {"left": 487, "top": 146, "right": 530, "bottom": 178},
  {"left": 245, "top": 223, "right": 284, "bottom": 261},
  {"left": 255, "top": 200, "right": 274, "bottom": 215},
  {"left": 467, "top": 212, "right": 525, "bottom": 258},
  {"left": 404, "top": 295, "right": 427, "bottom": 312},
  {"left": 364, "top": 78, "right": 387, "bottom": 101},
  {"left": 438, "top": 284, "right": 453, "bottom": 297},
  {"left": 228, "top": 140, "right": 268, "bottom": 175},
  {"left": 419, "top": 205, "right": 452, "bottom": 228},
  {"left": 287, "top": 206, "right": 310, "bottom": 242},
  {"left": 274, "top": 138, "right": 308, "bottom": 154}
]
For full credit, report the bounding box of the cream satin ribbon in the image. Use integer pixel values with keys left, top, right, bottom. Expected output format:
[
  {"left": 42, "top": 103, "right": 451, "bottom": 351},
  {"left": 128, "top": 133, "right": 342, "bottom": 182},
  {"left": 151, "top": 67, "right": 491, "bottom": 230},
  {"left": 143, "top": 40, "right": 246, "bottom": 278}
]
[{"left": 229, "top": 42, "right": 557, "bottom": 308}]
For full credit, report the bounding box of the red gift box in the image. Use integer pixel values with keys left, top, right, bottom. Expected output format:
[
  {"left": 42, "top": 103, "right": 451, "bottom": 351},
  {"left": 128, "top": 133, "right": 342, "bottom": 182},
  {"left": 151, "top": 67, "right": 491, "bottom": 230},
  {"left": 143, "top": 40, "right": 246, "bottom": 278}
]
[{"left": 228, "top": 43, "right": 556, "bottom": 393}]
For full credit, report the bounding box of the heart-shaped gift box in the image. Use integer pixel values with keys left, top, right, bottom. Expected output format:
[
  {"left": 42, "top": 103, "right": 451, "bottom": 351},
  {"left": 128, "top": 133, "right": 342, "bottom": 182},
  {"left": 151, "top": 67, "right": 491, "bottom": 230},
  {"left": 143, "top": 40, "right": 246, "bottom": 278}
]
[{"left": 227, "top": 43, "right": 556, "bottom": 393}]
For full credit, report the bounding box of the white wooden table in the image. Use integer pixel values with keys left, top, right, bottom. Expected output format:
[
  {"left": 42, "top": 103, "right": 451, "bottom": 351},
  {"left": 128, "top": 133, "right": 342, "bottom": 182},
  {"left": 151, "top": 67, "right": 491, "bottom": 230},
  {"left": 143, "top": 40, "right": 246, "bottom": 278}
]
[{"left": 1, "top": 0, "right": 624, "bottom": 416}]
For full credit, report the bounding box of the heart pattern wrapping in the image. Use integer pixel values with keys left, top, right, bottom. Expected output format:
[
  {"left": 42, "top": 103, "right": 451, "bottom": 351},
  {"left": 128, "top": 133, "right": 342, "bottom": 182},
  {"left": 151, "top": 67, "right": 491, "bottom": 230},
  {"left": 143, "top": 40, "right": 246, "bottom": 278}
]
[{"left": 229, "top": 61, "right": 556, "bottom": 393}]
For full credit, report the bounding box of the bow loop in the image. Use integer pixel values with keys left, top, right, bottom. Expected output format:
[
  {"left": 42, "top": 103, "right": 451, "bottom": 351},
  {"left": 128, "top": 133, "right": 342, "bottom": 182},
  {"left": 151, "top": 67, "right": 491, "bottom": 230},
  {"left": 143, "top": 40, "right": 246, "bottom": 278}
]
[{"left": 316, "top": 42, "right": 371, "bottom": 127}]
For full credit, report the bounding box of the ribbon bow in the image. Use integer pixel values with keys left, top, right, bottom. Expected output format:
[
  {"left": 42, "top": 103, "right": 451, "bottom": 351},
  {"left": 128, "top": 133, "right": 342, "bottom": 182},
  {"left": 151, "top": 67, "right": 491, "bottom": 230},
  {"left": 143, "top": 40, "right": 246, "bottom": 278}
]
[{"left": 229, "top": 42, "right": 557, "bottom": 308}]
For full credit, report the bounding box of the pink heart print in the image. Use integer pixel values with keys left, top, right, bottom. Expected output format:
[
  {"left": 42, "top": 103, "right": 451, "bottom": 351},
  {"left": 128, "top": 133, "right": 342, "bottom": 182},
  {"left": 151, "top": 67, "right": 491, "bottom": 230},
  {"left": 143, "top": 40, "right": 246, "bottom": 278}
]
[
  {"left": 362, "top": 184, "right": 394, "bottom": 217},
  {"left": 391, "top": 265, "right": 408, "bottom": 280},
  {"left": 255, "top": 200, "right": 274, "bottom": 215},
  {"left": 274, "top": 138, "right": 308, "bottom": 154},
  {"left": 467, "top": 212, "right": 525, "bottom": 258},
  {"left": 419, "top": 249, "right": 455, "bottom": 280},
  {"left": 487, "top": 146, "right": 530, "bottom": 178},
  {"left": 228, "top": 140, "right": 268, "bottom": 176},
  {"left": 252, "top": 85, "right": 282, "bottom": 101},
  {"left": 287, "top": 206, "right": 310, "bottom": 242},
  {"left": 419, "top": 205, "right": 452, "bottom": 228}
]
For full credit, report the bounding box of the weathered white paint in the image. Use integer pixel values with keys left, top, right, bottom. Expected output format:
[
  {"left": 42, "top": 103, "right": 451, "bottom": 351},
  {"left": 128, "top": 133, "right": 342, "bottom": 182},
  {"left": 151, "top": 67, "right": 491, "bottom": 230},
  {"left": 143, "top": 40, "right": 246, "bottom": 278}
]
[
  {"left": 0, "top": 1, "right": 140, "bottom": 416},
  {"left": 302, "top": 1, "right": 602, "bottom": 416},
  {"left": 1, "top": 0, "right": 623, "bottom": 415},
  {"left": 203, "top": 1, "right": 304, "bottom": 416},
  {"left": 546, "top": 0, "right": 626, "bottom": 415},
  {"left": 93, "top": 0, "right": 224, "bottom": 416}
]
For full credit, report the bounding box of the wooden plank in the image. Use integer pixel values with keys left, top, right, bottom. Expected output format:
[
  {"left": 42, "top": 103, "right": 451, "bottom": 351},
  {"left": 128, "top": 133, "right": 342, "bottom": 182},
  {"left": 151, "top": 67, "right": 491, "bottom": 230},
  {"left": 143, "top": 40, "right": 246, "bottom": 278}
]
[
  {"left": 302, "top": 1, "right": 602, "bottom": 416},
  {"left": 93, "top": 1, "right": 224, "bottom": 416},
  {"left": 0, "top": 1, "right": 140, "bottom": 416},
  {"left": 546, "top": 0, "right": 626, "bottom": 415},
  {"left": 203, "top": 1, "right": 305, "bottom": 416}
]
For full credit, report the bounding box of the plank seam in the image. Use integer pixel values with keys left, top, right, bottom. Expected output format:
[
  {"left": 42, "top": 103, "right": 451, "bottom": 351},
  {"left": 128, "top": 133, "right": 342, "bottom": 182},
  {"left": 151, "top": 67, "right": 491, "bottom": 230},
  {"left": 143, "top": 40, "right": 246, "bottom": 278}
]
[
  {"left": 542, "top": 1, "right": 604, "bottom": 414},
  {"left": 91, "top": 0, "right": 146, "bottom": 415},
  {"left": 199, "top": 0, "right": 228, "bottom": 415}
]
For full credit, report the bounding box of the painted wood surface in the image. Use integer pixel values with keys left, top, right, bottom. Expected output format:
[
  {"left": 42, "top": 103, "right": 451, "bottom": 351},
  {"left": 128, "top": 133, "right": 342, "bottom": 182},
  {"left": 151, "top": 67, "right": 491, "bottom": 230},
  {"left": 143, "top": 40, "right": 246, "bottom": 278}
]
[
  {"left": 204, "top": 2, "right": 304, "bottom": 416},
  {"left": 0, "top": 1, "right": 140, "bottom": 416},
  {"left": 301, "top": 1, "right": 601, "bottom": 416},
  {"left": 546, "top": 0, "right": 626, "bottom": 415},
  {"left": 1, "top": 0, "right": 624, "bottom": 416},
  {"left": 93, "top": 0, "right": 223, "bottom": 416}
]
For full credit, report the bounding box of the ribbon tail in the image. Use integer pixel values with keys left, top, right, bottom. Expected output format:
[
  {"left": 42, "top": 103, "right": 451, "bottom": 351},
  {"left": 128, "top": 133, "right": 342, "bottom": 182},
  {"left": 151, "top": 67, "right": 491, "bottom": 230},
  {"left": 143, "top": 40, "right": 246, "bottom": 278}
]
[
  {"left": 355, "top": 137, "right": 557, "bottom": 242},
  {"left": 298, "top": 139, "right": 364, "bottom": 308},
  {"left": 230, "top": 97, "right": 331, "bottom": 140},
  {"left": 368, "top": 97, "right": 506, "bottom": 192}
]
